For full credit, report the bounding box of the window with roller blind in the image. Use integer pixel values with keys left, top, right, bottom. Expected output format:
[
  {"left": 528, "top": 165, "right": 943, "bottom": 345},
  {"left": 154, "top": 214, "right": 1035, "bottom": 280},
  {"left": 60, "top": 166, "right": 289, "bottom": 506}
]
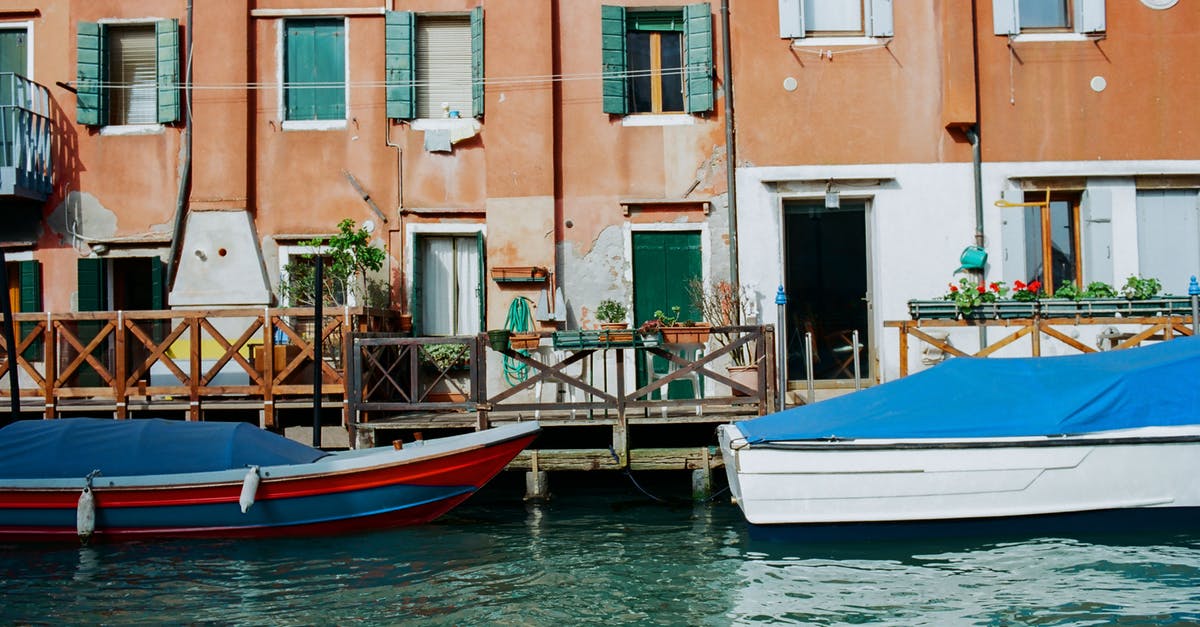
[
  {"left": 385, "top": 8, "right": 483, "bottom": 120},
  {"left": 75, "top": 20, "right": 180, "bottom": 126}
]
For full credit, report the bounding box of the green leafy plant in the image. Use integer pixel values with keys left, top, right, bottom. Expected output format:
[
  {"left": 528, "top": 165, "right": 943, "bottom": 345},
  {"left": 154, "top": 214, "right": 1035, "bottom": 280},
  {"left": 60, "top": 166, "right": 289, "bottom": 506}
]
[
  {"left": 595, "top": 299, "right": 627, "bottom": 324},
  {"left": 1121, "top": 275, "right": 1162, "bottom": 300},
  {"left": 1083, "top": 281, "right": 1118, "bottom": 298},
  {"left": 944, "top": 277, "right": 1006, "bottom": 315},
  {"left": 280, "top": 219, "right": 388, "bottom": 307},
  {"left": 420, "top": 343, "right": 470, "bottom": 371}
]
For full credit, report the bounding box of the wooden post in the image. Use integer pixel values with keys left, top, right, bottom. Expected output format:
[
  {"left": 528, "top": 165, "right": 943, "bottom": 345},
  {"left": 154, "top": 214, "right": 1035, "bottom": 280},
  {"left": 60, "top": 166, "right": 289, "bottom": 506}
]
[
  {"left": 189, "top": 315, "right": 201, "bottom": 421},
  {"left": 760, "top": 325, "right": 773, "bottom": 415},
  {"left": 1031, "top": 318, "right": 1041, "bottom": 357},
  {"left": 613, "top": 348, "right": 628, "bottom": 467},
  {"left": 262, "top": 308, "right": 275, "bottom": 429},
  {"left": 898, "top": 322, "right": 910, "bottom": 377},
  {"left": 114, "top": 311, "right": 127, "bottom": 418},
  {"left": 44, "top": 313, "right": 55, "bottom": 418}
]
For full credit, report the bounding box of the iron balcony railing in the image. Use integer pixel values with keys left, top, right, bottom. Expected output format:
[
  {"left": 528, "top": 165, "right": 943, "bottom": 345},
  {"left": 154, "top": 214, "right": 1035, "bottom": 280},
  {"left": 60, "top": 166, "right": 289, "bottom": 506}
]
[{"left": 0, "top": 72, "right": 52, "bottom": 199}]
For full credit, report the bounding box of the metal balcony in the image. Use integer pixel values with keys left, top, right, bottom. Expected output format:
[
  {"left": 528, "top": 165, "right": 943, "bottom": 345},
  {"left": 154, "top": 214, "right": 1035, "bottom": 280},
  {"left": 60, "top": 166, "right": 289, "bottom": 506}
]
[{"left": 0, "top": 72, "right": 52, "bottom": 201}]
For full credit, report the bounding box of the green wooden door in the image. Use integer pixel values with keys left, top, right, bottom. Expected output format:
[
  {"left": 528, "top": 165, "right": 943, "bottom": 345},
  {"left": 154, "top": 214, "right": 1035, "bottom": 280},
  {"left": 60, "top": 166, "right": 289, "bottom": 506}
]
[
  {"left": 632, "top": 231, "right": 702, "bottom": 399},
  {"left": 0, "top": 28, "right": 27, "bottom": 167}
]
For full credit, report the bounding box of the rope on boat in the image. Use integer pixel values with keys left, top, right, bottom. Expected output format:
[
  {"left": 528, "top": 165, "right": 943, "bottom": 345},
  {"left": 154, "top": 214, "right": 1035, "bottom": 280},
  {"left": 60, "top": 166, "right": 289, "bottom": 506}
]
[
  {"left": 609, "top": 447, "right": 667, "bottom": 503},
  {"left": 76, "top": 470, "right": 101, "bottom": 543},
  {"left": 239, "top": 466, "right": 261, "bottom": 513}
]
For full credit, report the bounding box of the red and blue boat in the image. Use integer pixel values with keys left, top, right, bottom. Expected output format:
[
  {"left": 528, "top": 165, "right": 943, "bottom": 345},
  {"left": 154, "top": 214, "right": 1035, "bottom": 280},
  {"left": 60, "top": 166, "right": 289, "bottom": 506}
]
[{"left": 0, "top": 418, "right": 539, "bottom": 541}]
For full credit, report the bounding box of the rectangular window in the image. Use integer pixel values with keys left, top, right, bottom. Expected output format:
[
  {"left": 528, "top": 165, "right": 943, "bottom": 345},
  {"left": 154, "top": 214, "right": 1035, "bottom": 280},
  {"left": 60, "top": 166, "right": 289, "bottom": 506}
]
[
  {"left": 284, "top": 19, "right": 346, "bottom": 122},
  {"left": 778, "top": 0, "right": 892, "bottom": 39},
  {"left": 803, "top": 0, "right": 863, "bottom": 35},
  {"left": 1136, "top": 189, "right": 1200, "bottom": 296},
  {"left": 993, "top": 0, "right": 1104, "bottom": 36},
  {"left": 1019, "top": 0, "right": 1071, "bottom": 30},
  {"left": 386, "top": 8, "right": 483, "bottom": 121},
  {"left": 76, "top": 20, "right": 179, "bottom": 126},
  {"left": 416, "top": 16, "right": 473, "bottom": 119},
  {"left": 108, "top": 25, "right": 157, "bottom": 125},
  {"left": 1018, "top": 192, "right": 1081, "bottom": 294},
  {"left": 601, "top": 4, "right": 713, "bottom": 116},
  {"left": 415, "top": 236, "right": 481, "bottom": 336},
  {"left": 626, "top": 13, "right": 684, "bottom": 114}
]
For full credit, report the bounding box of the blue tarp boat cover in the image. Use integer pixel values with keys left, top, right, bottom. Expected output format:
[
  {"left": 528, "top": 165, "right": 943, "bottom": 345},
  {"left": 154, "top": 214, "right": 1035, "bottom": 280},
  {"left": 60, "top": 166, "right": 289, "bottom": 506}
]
[
  {"left": 0, "top": 418, "right": 327, "bottom": 479},
  {"left": 737, "top": 337, "right": 1200, "bottom": 444}
]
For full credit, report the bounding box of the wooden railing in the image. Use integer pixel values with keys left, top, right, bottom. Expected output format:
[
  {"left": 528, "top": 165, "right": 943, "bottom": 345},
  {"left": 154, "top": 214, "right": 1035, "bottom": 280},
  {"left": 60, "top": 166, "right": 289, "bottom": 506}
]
[
  {"left": 886, "top": 315, "right": 1195, "bottom": 377},
  {"left": 348, "top": 325, "right": 775, "bottom": 430},
  {"left": 0, "top": 307, "right": 398, "bottom": 424}
]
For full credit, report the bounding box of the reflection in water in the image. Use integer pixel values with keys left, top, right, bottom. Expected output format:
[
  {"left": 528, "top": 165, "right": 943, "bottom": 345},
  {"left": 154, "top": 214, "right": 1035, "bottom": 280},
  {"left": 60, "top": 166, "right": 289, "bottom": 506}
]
[{"left": 1, "top": 488, "right": 1198, "bottom": 625}]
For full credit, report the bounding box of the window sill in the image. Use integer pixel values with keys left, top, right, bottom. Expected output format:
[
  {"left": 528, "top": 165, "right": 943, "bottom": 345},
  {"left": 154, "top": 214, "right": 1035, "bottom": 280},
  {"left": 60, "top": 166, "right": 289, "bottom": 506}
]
[
  {"left": 791, "top": 36, "right": 888, "bottom": 47},
  {"left": 1010, "top": 33, "right": 1099, "bottom": 43},
  {"left": 100, "top": 124, "right": 165, "bottom": 136},
  {"left": 621, "top": 114, "right": 696, "bottom": 128},
  {"left": 281, "top": 119, "right": 347, "bottom": 132}
]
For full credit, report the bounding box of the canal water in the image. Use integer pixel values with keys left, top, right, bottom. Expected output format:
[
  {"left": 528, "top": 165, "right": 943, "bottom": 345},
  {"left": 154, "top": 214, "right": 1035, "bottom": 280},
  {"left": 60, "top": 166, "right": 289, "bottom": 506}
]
[{"left": 3, "top": 475, "right": 1199, "bottom": 625}]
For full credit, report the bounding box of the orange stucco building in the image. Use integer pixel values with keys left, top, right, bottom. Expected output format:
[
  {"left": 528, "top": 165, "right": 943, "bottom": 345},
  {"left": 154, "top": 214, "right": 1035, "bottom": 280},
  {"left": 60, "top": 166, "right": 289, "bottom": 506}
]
[{"left": 3, "top": 0, "right": 1199, "bottom": 389}]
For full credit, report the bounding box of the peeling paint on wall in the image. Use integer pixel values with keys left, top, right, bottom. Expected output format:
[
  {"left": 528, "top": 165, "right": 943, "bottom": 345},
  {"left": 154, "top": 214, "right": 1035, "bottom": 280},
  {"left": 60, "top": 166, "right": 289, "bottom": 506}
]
[
  {"left": 558, "top": 224, "right": 631, "bottom": 329},
  {"left": 47, "top": 192, "right": 118, "bottom": 248}
]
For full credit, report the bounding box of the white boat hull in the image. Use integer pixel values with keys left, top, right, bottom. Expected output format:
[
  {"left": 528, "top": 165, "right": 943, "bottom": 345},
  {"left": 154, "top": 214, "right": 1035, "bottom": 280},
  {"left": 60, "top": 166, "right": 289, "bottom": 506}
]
[{"left": 718, "top": 424, "right": 1200, "bottom": 526}]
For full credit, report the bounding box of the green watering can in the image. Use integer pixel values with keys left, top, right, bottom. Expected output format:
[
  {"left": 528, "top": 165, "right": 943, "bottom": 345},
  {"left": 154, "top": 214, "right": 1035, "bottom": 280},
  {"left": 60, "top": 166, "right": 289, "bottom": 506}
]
[{"left": 958, "top": 245, "right": 987, "bottom": 272}]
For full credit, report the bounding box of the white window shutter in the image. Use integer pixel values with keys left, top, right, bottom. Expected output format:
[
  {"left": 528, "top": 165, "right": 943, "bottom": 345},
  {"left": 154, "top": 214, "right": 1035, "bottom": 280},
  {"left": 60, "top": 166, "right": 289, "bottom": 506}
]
[
  {"left": 779, "top": 0, "right": 804, "bottom": 38},
  {"left": 1076, "top": 0, "right": 1106, "bottom": 34},
  {"left": 1000, "top": 197, "right": 1027, "bottom": 284},
  {"left": 1080, "top": 188, "right": 1114, "bottom": 286},
  {"left": 867, "top": 0, "right": 892, "bottom": 37},
  {"left": 992, "top": 0, "right": 1018, "bottom": 35}
]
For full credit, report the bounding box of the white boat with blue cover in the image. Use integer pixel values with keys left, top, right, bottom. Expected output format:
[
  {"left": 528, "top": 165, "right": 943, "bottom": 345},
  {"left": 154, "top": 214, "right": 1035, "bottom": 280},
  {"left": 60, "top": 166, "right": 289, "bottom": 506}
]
[{"left": 719, "top": 337, "right": 1200, "bottom": 529}]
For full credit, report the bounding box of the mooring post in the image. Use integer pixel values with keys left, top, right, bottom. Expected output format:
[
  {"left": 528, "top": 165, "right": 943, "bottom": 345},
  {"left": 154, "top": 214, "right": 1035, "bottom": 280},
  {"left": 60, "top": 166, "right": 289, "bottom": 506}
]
[
  {"left": 691, "top": 446, "right": 713, "bottom": 501},
  {"left": 525, "top": 450, "right": 550, "bottom": 501},
  {"left": 312, "top": 256, "right": 323, "bottom": 448},
  {"left": 1190, "top": 276, "right": 1199, "bottom": 335}
]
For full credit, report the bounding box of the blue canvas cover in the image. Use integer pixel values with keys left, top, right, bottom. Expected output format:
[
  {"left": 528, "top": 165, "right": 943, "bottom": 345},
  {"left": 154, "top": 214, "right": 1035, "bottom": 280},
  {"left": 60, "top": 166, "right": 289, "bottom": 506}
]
[
  {"left": 738, "top": 337, "right": 1200, "bottom": 444},
  {"left": 0, "top": 418, "right": 327, "bottom": 479}
]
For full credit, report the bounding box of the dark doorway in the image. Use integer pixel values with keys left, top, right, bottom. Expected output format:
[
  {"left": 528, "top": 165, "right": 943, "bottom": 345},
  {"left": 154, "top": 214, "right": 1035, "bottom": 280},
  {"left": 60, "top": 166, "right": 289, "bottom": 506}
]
[{"left": 784, "top": 201, "right": 870, "bottom": 381}]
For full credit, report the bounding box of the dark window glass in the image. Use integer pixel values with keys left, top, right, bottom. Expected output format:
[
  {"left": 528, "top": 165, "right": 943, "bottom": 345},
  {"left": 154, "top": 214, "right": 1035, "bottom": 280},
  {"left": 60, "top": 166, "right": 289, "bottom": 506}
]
[
  {"left": 626, "top": 31, "right": 653, "bottom": 114},
  {"left": 660, "top": 33, "right": 683, "bottom": 113}
]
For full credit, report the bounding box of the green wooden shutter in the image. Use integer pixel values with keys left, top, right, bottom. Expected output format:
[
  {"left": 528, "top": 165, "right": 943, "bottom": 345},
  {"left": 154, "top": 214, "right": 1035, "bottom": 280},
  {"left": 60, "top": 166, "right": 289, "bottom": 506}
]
[
  {"left": 76, "top": 22, "right": 106, "bottom": 126},
  {"left": 285, "top": 19, "right": 345, "bottom": 121},
  {"left": 18, "top": 260, "right": 42, "bottom": 359},
  {"left": 411, "top": 235, "right": 424, "bottom": 335},
  {"left": 683, "top": 3, "right": 713, "bottom": 113},
  {"left": 385, "top": 11, "right": 417, "bottom": 120},
  {"left": 600, "top": 5, "right": 627, "bottom": 115},
  {"left": 476, "top": 231, "right": 486, "bottom": 332},
  {"left": 470, "top": 6, "right": 484, "bottom": 118},
  {"left": 155, "top": 19, "right": 180, "bottom": 123}
]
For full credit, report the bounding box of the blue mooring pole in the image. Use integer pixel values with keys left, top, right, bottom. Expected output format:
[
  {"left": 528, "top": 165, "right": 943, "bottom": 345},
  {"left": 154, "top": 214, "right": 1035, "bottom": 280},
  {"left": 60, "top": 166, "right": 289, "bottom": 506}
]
[
  {"left": 775, "top": 285, "right": 787, "bottom": 411},
  {"left": 1189, "top": 276, "right": 1199, "bottom": 336},
  {"left": 312, "top": 257, "right": 323, "bottom": 448}
]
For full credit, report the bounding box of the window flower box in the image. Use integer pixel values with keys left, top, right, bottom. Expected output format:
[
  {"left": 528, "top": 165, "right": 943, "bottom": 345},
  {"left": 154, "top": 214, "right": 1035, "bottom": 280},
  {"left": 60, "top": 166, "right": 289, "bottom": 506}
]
[
  {"left": 660, "top": 322, "right": 711, "bottom": 345},
  {"left": 907, "top": 299, "right": 958, "bottom": 320},
  {"left": 490, "top": 266, "right": 549, "bottom": 283},
  {"left": 509, "top": 332, "right": 542, "bottom": 350}
]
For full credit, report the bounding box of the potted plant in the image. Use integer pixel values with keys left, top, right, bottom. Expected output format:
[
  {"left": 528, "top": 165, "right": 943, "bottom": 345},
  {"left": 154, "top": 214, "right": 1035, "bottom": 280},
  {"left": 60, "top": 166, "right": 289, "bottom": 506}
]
[
  {"left": 420, "top": 343, "right": 470, "bottom": 372},
  {"left": 945, "top": 277, "right": 1005, "bottom": 319},
  {"left": 595, "top": 299, "right": 628, "bottom": 329},
  {"left": 1121, "top": 275, "right": 1178, "bottom": 316},
  {"left": 1040, "top": 280, "right": 1124, "bottom": 317},
  {"left": 487, "top": 329, "right": 512, "bottom": 351},
  {"left": 639, "top": 305, "right": 711, "bottom": 345},
  {"left": 688, "top": 279, "right": 758, "bottom": 395}
]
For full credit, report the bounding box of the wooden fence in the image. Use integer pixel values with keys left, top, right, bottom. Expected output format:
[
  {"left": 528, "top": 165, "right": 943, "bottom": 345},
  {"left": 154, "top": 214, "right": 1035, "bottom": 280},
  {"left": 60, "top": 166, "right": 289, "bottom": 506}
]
[{"left": 0, "top": 307, "right": 397, "bottom": 424}]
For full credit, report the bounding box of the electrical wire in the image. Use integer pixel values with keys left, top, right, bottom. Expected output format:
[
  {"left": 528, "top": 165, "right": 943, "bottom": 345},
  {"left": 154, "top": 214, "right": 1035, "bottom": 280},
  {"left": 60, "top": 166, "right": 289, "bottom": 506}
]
[{"left": 502, "top": 296, "right": 535, "bottom": 387}]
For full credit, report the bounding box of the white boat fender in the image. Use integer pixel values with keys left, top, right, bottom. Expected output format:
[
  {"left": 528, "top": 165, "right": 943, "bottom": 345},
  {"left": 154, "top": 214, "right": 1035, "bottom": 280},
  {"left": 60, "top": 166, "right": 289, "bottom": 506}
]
[
  {"left": 239, "top": 466, "right": 261, "bottom": 514},
  {"left": 76, "top": 471, "right": 100, "bottom": 543}
]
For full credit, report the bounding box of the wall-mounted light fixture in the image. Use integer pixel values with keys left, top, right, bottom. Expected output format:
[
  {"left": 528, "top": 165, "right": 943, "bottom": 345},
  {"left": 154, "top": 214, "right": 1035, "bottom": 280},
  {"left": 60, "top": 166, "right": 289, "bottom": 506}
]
[{"left": 824, "top": 182, "right": 840, "bottom": 209}]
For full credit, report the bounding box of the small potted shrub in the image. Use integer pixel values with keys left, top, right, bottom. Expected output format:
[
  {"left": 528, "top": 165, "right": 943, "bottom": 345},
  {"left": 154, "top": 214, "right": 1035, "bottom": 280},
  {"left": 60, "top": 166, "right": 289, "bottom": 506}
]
[{"left": 595, "top": 299, "right": 628, "bottom": 329}]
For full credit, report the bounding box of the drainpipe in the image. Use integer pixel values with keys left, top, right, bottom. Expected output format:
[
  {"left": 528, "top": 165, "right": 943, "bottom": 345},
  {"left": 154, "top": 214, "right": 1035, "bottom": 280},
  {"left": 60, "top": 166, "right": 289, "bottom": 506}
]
[
  {"left": 165, "top": 0, "right": 194, "bottom": 292},
  {"left": 720, "top": 0, "right": 739, "bottom": 305},
  {"left": 966, "top": 125, "right": 986, "bottom": 347}
]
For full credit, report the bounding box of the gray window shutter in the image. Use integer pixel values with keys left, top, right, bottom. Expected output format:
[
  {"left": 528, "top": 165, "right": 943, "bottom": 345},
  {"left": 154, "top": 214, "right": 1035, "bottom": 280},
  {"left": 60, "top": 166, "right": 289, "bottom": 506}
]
[
  {"left": 683, "top": 3, "right": 713, "bottom": 113},
  {"left": 156, "top": 19, "right": 180, "bottom": 123},
  {"left": 992, "top": 0, "right": 1018, "bottom": 35},
  {"left": 476, "top": 231, "right": 486, "bottom": 332},
  {"left": 1076, "top": 0, "right": 1105, "bottom": 34},
  {"left": 1080, "top": 188, "right": 1113, "bottom": 286},
  {"left": 778, "top": 0, "right": 804, "bottom": 38},
  {"left": 867, "top": 0, "right": 893, "bottom": 37},
  {"left": 1000, "top": 206, "right": 1027, "bottom": 285},
  {"left": 600, "top": 5, "right": 627, "bottom": 115},
  {"left": 76, "top": 21, "right": 105, "bottom": 126},
  {"left": 385, "top": 10, "right": 416, "bottom": 120},
  {"left": 471, "top": 6, "right": 484, "bottom": 119}
]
